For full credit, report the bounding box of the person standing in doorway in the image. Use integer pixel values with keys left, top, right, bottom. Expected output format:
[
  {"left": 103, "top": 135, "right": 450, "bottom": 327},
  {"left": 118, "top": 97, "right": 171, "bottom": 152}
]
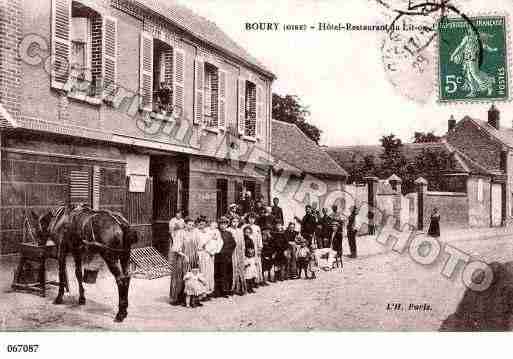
[{"left": 168, "top": 210, "right": 185, "bottom": 259}]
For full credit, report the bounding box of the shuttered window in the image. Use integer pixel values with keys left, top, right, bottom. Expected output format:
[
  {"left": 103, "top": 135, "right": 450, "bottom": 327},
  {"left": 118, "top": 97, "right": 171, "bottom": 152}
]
[
  {"left": 237, "top": 77, "right": 246, "bottom": 135},
  {"left": 70, "top": 170, "right": 90, "bottom": 205},
  {"left": 218, "top": 69, "right": 227, "bottom": 130},
  {"left": 256, "top": 85, "right": 264, "bottom": 139},
  {"left": 194, "top": 57, "right": 204, "bottom": 124},
  {"left": 51, "top": 0, "right": 72, "bottom": 89},
  {"left": 245, "top": 81, "right": 257, "bottom": 138},
  {"left": 102, "top": 16, "right": 117, "bottom": 98},
  {"left": 139, "top": 32, "right": 154, "bottom": 111},
  {"left": 173, "top": 48, "right": 186, "bottom": 117},
  {"left": 92, "top": 166, "right": 101, "bottom": 210}
]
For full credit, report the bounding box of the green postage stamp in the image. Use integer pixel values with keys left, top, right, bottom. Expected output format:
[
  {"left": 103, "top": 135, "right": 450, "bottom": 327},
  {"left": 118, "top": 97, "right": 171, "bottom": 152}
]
[{"left": 438, "top": 15, "right": 509, "bottom": 103}]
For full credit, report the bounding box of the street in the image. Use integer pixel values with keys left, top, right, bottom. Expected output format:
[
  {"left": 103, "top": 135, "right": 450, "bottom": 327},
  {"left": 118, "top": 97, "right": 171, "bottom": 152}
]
[{"left": 1, "top": 231, "right": 513, "bottom": 331}]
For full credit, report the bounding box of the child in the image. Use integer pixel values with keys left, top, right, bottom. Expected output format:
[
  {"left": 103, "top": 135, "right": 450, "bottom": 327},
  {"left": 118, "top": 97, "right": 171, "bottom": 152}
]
[
  {"left": 296, "top": 236, "right": 311, "bottom": 279},
  {"left": 244, "top": 248, "right": 258, "bottom": 293},
  {"left": 261, "top": 234, "right": 275, "bottom": 283},
  {"left": 183, "top": 266, "right": 207, "bottom": 308}
]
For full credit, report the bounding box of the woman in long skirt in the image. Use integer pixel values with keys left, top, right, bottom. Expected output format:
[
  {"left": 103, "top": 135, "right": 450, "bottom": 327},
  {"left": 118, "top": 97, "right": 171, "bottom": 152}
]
[
  {"left": 229, "top": 217, "right": 246, "bottom": 295},
  {"left": 245, "top": 213, "right": 264, "bottom": 285},
  {"left": 196, "top": 216, "right": 216, "bottom": 297},
  {"left": 169, "top": 222, "right": 186, "bottom": 305},
  {"left": 182, "top": 217, "right": 199, "bottom": 274},
  {"left": 428, "top": 208, "right": 441, "bottom": 237}
]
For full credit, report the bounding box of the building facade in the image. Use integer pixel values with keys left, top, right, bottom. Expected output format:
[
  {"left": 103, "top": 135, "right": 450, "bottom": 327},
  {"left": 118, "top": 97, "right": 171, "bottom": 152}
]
[{"left": 0, "top": 0, "right": 275, "bottom": 254}]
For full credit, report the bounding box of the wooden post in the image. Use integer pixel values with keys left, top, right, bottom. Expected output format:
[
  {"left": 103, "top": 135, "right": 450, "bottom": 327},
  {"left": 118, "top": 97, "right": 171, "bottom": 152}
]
[
  {"left": 415, "top": 177, "right": 428, "bottom": 230},
  {"left": 364, "top": 176, "right": 379, "bottom": 235}
]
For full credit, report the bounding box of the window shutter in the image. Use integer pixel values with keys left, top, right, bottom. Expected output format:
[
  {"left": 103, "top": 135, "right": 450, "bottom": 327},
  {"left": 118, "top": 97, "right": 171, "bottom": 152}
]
[
  {"left": 218, "top": 69, "right": 227, "bottom": 130},
  {"left": 237, "top": 77, "right": 246, "bottom": 136},
  {"left": 162, "top": 48, "right": 173, "bottom": 86},
  {"left": 139, "top": 32, "right": 153, "bottom": 112},
  {"left": 69, "top": 170, "right": 90, "bottom": 206},
  {"left": 173, "top": 48, "right": 186, "bottom": 117},
  {"left": 194, "top": 57, "right": 204, "bottom": 125},
  {"left": 51, "top": 0, "right": 71, "bottom": 90},
  {"left": 256, "top": 85, "right": 264, "bottom": 139},
  {"left": 92, "top": 166, "right": 101, "bottom": 210},
  {"left": 255, "top": 182, "right": 262, "bottom": 202},
  {"left": 102, "top": 16, "right": 117, "bottom": 99}
]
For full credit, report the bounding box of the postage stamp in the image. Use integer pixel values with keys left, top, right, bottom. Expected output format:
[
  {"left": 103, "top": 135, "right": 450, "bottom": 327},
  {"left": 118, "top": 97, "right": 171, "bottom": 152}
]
[{"left": 437, "top": 15, "right": 510, "bottom": 103}]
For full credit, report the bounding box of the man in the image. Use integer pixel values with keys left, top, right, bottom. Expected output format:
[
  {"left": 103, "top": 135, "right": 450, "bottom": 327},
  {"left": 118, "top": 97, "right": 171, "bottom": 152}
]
[
  {"left": 295, "top": 205, "right": 317, "bottom": 247},
  {"left": 283, "top": 222, "right": 299, "bottom": 279},
  {"left": 254, "top": 199, "right": 266, "bottom": 218},
  {"left": 214, "top": 216, "right": 236, "bottom": 297},
  {"left": 258, "top": 206, "right": 276, "bottom": 233},
  {"left": 318, "top": 208, "right": 331, "bottom": 248},
  {"left": 271, "top": 197, "right": 284, "bottom": 226},
  {"left": 239, "top": 190, "right": 254, "bottom": 216},
  {"left": 347, "top": 206, "right": 360, "bottom": 258}
]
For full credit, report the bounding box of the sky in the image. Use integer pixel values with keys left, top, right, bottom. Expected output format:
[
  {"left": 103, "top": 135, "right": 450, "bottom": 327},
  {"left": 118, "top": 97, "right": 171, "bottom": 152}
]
[{"left": 175, "top": 0, "right": 513, "bottom": 146}]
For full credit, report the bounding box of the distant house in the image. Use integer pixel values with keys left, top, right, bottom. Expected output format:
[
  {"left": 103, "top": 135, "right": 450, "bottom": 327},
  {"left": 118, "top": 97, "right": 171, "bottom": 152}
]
[
  {"left": 327, "top": 108, "right": 504, "bottom": 229},
  {"left": 270, "top": 120, "right": 347, "bottom": 226}
]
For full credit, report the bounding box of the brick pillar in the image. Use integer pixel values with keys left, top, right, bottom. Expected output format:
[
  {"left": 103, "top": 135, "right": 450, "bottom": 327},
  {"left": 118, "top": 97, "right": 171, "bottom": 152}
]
[
  {"left": 389, "top": 175, "right": 403, "bottom": 230},
  {"left": 415, "top": 177, "right": 428, "bottom": 230},
  {"left": 0, "top": 0, "right": 22, "bottom": 119},
  {"left": 365, "top": 176, "right": 378, "bottom": 235}
]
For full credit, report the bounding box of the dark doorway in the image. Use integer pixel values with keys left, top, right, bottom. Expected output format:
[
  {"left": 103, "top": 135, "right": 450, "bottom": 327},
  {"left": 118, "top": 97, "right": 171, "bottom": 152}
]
[{"left": 217, "top": 178, "right": 228, "bottom": 219}]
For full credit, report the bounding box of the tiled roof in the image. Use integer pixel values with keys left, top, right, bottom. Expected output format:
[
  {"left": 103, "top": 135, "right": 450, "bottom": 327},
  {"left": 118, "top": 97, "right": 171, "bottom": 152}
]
[
  {"left": 327, "top": 140, "right": 495, "bottom": 176},
  {"left": 466, "top": 116, "right": 513, "bottom": 148},
  {"left": 133, "top": 0, "right": 275, "bottom": 78},
  {"left": 271, "top": 120, "right": 348, "bottom": 178}
]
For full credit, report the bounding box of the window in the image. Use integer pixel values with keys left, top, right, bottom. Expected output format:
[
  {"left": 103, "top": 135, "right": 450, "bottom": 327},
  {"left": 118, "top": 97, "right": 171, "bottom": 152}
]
[
  {"left": 70, "top": 15, "right": 92, "bottom": 93},
  {"left": 477, "top": 179, "right": 482, "bottom": 201},
  {"left": 152, "top": 39, "right": 174, "bottom": 114},
  {"left": 245, "top": 80, "right": 257, "bottom": 137},
  {"left": 51, "top": 0, "right": 117, "bottom": 96},
  {"left": 204, "top": 63, "right": 218, "bottom": 126}
]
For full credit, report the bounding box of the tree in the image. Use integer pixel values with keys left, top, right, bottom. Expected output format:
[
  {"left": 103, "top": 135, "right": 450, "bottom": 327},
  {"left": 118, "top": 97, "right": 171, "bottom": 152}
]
[
  {"left": 272, "top": 93, "right": 322, "bottom": 144},
  {"left": 413, "top": 131, "right": 441, "bottom": 143},
  {"left": 379, "top": 134, "right": 407, "bottom": 179},
  {"left": 348, "top": 154, "right": 378, "bottom": 184}
]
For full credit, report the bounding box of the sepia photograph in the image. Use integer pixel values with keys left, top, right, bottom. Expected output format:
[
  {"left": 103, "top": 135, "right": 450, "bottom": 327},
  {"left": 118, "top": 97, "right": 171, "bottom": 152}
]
[{"left": 1, "top": 0, "right": 513, "bottom": 351}]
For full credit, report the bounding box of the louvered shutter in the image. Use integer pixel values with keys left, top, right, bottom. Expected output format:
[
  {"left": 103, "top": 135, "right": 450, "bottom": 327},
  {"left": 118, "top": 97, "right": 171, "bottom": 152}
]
[
  {"left": 102, "top": 16, "right": 117, "bottom": 99},
  {"left": 255, "top": 182, "right": 262, "bottom": 202},
  {"left": 162, "top": 48, "right": 173, "bottom": 86},
  {"left": 139, "top": 32, "right": 153, "bottom": 112},
  {"left": 173, "top": 48, "right": 186, "bottom": 117},
  {"left": 256, "top": 85, "right": 264, "bottom": 139},
  {"left": 237, "top": 77, "right": 246, "bottom": 136},
  {"left": 218, "top": 70, "right": 227, "bottom": 130},
  {"left": 51, "top": 0, "right": 71, "bottom": 90},
  {"left": 92, "top": 166, "right": 101, "bottom": 210},
  {"left": 69, "top": 170, "right": 90, "bottom": 205},
  {"left": 194, "top": 57, "right": 204, "bottom": 125}
]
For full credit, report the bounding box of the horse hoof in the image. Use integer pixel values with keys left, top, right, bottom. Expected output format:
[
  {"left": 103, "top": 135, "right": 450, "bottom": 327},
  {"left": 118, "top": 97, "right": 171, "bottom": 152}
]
[
  {"left": 53, "top": 298, "right": 64, "bottom": 305},
  {"left": 78, "top": 298, "right": 86, "bottom": 305},
  {"left": 114, "top": 312, "right": 127, "bottom": 322}
]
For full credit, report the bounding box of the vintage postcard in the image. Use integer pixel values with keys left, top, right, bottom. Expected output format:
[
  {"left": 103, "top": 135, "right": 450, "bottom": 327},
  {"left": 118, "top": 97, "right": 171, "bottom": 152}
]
[{"left": 2, "top": 0, "right": 513, "bottom": 345}]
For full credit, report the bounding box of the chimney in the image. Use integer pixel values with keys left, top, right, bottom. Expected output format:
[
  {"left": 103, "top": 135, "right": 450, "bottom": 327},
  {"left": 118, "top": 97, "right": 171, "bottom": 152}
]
[
  {"left": 448, "top": 115, "right": 456, "bottom": 132},
  {"left": 488, "top": 104, "right": 500, "bottom": 129}
]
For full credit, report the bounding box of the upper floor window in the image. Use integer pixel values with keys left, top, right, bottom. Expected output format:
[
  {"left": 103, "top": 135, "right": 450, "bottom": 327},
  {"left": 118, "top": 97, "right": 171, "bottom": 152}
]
[
  {"left": 51, "top": 0, "right": 117, "bottom": 101},
  {"left": 204, "top": 63, "right": 218, "bottom": 126},
  {"left": 245, "top": 80, "right": 257, "bottom": 137},
  {"left": 152, "top": 39, "right": 174, "bottom": 114}
]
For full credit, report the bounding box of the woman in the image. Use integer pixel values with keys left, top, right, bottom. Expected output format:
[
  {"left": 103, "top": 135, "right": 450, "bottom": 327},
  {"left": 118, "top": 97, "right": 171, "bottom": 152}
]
[
  {"left": 168, "top": 210, "right": 185, "bottom": 259},
  {"left": 228, "top": 217, "right": 246, "bottom": 295},
  {"left": 244, "top": 213, "right": 264, "bottom": 285},
  {"left": 169, "top": 220, "right": 186, "bottom": 305},
  {"left": 428, "top": 208, "right": 441, "bottom": 238},
  {"left": 196, "top": 216, "right": 217, "bottom": 298}
]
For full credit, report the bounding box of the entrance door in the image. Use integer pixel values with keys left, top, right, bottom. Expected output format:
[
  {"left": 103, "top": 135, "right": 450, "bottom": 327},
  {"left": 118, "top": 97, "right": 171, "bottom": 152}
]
[
  {"left": 216, "top": 179, "right": 228, "bottom": 219},
  {"left": 491, "top": 183, "right": 502, "bottom": 227}
]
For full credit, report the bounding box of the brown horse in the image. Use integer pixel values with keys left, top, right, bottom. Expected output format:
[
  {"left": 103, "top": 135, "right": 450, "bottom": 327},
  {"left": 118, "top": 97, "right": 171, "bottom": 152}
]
[{"left": 33, "top": 205, "right": 137, "bottom": 322}]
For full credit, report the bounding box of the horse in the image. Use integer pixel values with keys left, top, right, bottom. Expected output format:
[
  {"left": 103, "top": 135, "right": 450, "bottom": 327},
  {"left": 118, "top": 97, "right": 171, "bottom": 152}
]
[{"left": 31, "top": 204, "right": 138, "bottom": 322}]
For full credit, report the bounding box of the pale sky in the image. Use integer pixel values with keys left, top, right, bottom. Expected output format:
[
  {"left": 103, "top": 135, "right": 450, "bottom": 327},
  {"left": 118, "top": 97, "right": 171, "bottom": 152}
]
[{"left": 176, "top": 0, "right": 513, "bottom": 146}]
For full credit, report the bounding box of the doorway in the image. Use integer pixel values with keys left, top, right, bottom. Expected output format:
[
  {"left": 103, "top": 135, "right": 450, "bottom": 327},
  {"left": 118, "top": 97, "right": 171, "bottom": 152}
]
[{"left": 216, "top": 178, "right": 228, "bottom": 219}]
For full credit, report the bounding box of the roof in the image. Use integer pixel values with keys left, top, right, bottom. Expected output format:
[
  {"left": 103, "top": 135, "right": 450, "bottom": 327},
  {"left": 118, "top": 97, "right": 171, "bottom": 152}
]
[
  {"left": 271, "top": 120, "right": 348, "bottom": 178},
  {"left": 133, "top": 0, "right": 275, "bottom": 79},
  {"left": 464, "top": 116, "right": 513, "bottom": 148},
  {"left": 326, "top": 140, "right": 495, "bottom": 177}
]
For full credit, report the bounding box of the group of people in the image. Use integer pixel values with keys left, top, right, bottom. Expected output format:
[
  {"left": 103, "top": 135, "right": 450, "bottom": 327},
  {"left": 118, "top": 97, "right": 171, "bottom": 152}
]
[{"left": 167, "top": 196, "right": 362, "bottom": 308}]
